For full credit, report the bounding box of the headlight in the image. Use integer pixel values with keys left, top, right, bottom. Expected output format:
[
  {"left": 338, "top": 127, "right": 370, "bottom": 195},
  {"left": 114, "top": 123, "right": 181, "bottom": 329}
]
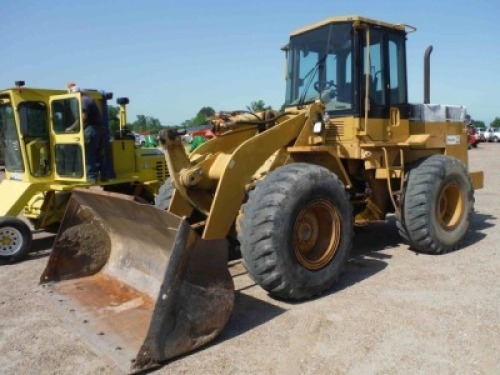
[{"left": 313, "top": 121, "right": 324, "bottom": 134}]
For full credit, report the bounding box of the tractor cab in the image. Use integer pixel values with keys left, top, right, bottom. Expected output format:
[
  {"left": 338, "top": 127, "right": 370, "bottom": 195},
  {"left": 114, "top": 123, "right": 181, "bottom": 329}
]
[
  {"left": 0, "top": 83, "right": 113, "bottom": 184},
  {"left": 284, "top": 16, "right": 411, "bottom": 143},
  {"left": 0, "top": 83, "right": 167, "bottom": 262}
]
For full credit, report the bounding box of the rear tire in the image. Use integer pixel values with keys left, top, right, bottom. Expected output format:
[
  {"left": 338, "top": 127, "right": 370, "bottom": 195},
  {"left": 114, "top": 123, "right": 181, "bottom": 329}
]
[
  {"left": 398, "top": 155, "right": 473, "bottom": 254},
  {"left": 238, "top": 163, "right": 353, "bottom": 300},
  {"left": 0, "top": 217, "right": 32, "bottom": 262}
]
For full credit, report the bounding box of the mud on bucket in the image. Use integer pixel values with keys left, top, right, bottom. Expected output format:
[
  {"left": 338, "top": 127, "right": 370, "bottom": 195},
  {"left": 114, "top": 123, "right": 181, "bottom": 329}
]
[{"left": 40, "top": 190, "right": 234, "bottom": 373}]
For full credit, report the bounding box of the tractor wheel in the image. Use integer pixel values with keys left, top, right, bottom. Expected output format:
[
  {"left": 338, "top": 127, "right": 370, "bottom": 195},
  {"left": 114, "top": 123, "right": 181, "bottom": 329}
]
[
  {"left": 0, "top": 217, "right": 32, "bottom": 262},
  {"left": 238, "top": 163, "right": 353, "bottom": 301},
  {"left": 154, "top": 178, "right": 174, "bottom": 210},
  {"left": 397, "top": 155, "right": 473, "bottom": 254}
]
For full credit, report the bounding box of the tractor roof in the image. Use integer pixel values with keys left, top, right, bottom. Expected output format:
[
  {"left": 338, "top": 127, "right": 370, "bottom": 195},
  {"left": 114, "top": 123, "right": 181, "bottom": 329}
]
[{"left": 290, "top": 15, "right": 409, "bottom": 37}]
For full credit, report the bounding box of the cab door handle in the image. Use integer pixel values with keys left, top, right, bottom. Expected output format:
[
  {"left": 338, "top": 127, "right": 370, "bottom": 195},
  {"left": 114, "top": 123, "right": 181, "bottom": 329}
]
[{"left": 390, "top": 107, "right": 400, "bottom": 127}]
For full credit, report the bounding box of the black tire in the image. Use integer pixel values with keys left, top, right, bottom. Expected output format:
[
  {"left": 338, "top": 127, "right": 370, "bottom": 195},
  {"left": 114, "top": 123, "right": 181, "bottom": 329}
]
[
  {"left": 0, "top": 217, "right": 33, "bottom": 262},
  {"left": 494, "top": 136, "right": 499, "bottom": 143},
  {"left": 238, "top": 163, "right": 353, "bottom": 301},
  {"left": 397, "top": 155, "right": 473, "bottom": 254},
  {"left": 154, "top": 178, "right": 174, "bottom": 210}
]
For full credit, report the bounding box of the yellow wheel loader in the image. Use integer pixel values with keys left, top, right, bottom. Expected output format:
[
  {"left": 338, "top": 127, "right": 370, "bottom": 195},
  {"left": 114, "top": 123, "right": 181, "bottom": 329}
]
[
  {"left": 0, "top": 83, "right": 167, "bottom": 262},
  {"left": 41, "top": 16, "right": 483, "bottom": 372}
]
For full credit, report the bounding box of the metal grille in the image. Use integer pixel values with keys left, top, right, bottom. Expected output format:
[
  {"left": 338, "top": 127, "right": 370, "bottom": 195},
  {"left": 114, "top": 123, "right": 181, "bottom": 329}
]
[
  {"left": 325, "top": 121, "right": 345, "bottom": 143},
  {"left": 155, "top": 160, "right": 167, "bottom": 182}
]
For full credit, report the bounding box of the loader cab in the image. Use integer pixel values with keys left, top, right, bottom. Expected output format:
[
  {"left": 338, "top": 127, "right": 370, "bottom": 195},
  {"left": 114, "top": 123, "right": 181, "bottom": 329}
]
[
  {"left": 0, "top": 87, "right": 112, "bottom": 183},
  {"left": 284, "top": 16, "right": 409, "bottom": 124}
]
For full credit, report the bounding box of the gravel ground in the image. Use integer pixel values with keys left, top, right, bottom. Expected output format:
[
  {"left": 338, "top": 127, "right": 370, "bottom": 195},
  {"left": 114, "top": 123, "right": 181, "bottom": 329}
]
[{"left": 0, "top": 144, "right": 498, "bottom": 375}]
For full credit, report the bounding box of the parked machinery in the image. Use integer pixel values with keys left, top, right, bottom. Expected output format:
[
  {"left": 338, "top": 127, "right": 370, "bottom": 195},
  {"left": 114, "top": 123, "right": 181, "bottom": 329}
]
[
  {"left": 0, "top": 83, "right": 166, "bottom": 261},
  {"left": 41, "top": 16, "right": 483, "bottom": 372}
]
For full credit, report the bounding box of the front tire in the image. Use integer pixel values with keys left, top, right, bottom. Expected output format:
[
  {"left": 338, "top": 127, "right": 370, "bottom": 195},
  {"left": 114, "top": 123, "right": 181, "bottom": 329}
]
[
  {"left": 398, "top": 155, "right": 473, "bottom": 254},
  {"left": 0, "top": 217, "right": 32, "bottom": 262},
  {"left": 238, "top": 163, "right": 353, "bottom": 300}
]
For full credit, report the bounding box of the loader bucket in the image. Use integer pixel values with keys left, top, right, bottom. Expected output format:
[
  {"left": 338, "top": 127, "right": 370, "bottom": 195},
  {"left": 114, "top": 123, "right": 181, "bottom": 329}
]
[{"left": 40, "top": 190, "right": 234, "bottom": 373}]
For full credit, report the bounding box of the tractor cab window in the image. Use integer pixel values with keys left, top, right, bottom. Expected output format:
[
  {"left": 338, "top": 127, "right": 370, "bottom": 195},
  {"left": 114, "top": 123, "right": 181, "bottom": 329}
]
[
  {"left": 388, "top": 34, "right": 407, "bottom": 105},
  {"left": 51, "top": 97, "right": 84, "bottom": 178},
  {"left": 52, "top": 98, "right": 79, "bottom": 134},
  {"left": 362, "top": 27, "right": 408, "bottom": 116},
  {"left": 19, "top": 101, "right": 51, "bottom": 177},
  {"left": 285, "top": 23, "right": 354, "bottom": 114},
  {"left": 0, "top": 101, "right": 24, "bottom": 173},
  {"left": 19, "top": 102, "right": 48, "bottom": 137},
  {"left": 363, "top": 28, "right": 386, "bottom": 108}
]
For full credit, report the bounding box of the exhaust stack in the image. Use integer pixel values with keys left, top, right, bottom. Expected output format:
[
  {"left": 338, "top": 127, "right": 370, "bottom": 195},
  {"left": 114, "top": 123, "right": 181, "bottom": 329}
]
[{"left": 424, "top": 45, "right": 433, "bottom": 104}]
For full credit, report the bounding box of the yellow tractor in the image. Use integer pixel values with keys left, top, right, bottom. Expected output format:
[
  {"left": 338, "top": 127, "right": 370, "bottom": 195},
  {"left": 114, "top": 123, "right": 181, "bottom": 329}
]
[
  {"left": 0, "top": 82, "right": 167, "bottom": 261},
  {"left": 41, "top": 16, "right": 483, "bottom": 372}
]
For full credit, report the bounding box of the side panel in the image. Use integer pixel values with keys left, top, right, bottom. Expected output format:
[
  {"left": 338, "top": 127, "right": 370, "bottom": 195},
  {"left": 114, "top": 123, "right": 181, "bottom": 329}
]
[
  {"left": 409, "top": 120, "right": 468, "bottom": 166},
  {"left": 0, "top": 180, "right": 42, "bottom": 216}
]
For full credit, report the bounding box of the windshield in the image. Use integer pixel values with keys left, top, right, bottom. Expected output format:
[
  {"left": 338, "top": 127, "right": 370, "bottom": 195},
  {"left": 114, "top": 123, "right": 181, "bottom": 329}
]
[
  {"left": 19, "top": 101, "right": 51, "bottom": 176},
  {"left": 0, "top": 101, "right": 24, "bottom": 172},
  {"left": 285, "top": 23, "right": 353, "bottom": 113}
]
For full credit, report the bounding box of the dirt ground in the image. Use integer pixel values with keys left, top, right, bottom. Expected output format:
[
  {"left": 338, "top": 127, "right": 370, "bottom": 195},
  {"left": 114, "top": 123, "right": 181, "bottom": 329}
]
[{"left": 0, "top": 144, "right": 498, "bottom": 375}]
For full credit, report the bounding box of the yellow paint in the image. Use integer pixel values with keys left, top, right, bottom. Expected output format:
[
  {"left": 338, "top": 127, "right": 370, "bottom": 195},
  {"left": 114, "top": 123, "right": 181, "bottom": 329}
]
[
  {"left": 202, "top": 111, "right": 308, "bottom": 239},
  {"left": 0, "top": 86, "right": 166, "bottom": 222},
  {"left": 0, "top": 180, "right": 43, "bottom": 216}
]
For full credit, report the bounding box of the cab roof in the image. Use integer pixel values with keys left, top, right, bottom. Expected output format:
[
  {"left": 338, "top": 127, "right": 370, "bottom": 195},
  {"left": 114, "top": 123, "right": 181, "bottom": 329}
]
[{"left": 290, "top": 15, "right": 410, "bottom": 37}]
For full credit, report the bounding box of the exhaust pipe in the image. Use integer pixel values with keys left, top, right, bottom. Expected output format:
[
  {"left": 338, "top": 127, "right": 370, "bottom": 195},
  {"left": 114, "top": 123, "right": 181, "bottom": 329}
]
[{"left": 424, "top": 45, "right": 433, "bottom": 104}]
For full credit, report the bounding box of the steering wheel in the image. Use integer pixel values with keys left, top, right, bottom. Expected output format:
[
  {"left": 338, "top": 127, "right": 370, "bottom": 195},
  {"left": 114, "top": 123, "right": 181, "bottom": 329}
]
[{"left": 314, "top": 80, "right": 337, "bottom": 93}]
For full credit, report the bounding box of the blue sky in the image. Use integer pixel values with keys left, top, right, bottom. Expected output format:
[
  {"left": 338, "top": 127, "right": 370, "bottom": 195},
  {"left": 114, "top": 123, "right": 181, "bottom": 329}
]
[{"left": 1, "top": 1, "right": 498, "bottom": 125}]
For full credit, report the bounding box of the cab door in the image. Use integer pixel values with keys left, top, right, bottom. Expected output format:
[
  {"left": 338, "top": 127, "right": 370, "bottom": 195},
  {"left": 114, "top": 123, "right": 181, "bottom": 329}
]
[
  {"left": 361, "top": 26, "right": 409, "bottom": 143},
  {"left": 49, "top": 94, "right": 87, "bottom": 182}
]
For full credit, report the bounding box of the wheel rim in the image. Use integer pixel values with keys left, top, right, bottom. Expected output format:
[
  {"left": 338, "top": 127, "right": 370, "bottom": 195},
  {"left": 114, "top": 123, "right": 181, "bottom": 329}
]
[
  {"left": 293, "top": 200, "right": 340, "bottom": 270},
  {"left": 436, "top": 182, "right": 465, "bottom": 231},
  {"left": 0, "top": 226, "right": 24, "bottom": 256}
]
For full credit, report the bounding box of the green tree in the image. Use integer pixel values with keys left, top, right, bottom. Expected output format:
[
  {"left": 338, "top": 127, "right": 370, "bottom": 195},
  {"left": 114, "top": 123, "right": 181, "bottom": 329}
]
[
  {"left": 131, "top": 115, "right": 163, "bottom": 133},
  {"left": 197, "top": 106, "right": 215, "bottom": 118},
  {"left": 490, "top": 117, "right": 500, "bottom": 128},
  {"left": 181, "top": 106, "right": 216, "bottom": 128},
  {"left": 180, "top": 118, "right": 193, "bottom": 127},
  {"left": 247, "top": 100, "right": 271, "bottom": 112},
  {"left": 472, "top": 120, "right": 485, "bottom": 129},
  {"left": 107, "top": 105, "right": 120, "bottom": 135}
]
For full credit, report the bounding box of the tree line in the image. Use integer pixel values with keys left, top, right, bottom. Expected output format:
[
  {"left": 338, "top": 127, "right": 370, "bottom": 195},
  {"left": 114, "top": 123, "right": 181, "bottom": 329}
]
[
  {"left": 107, "top": 100, "right": 273, "bottom": 135},
  {"left": 473, "top": 117, "right": 500, "bottom": 129}
]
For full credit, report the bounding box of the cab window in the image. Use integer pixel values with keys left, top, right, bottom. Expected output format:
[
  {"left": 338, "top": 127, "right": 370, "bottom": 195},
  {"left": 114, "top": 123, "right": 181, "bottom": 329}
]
[
  {"left": 0, "top": 102, "right": 23, "bottom": 172},
  {"left": 19, "top": 102, "right": 48, "bottom": 137},
  {"left": 19, "top": 101, "right": 51, "bottom": 177},
  {"left": 52, "top": 98, "right": 79, "bottom": 133}
]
